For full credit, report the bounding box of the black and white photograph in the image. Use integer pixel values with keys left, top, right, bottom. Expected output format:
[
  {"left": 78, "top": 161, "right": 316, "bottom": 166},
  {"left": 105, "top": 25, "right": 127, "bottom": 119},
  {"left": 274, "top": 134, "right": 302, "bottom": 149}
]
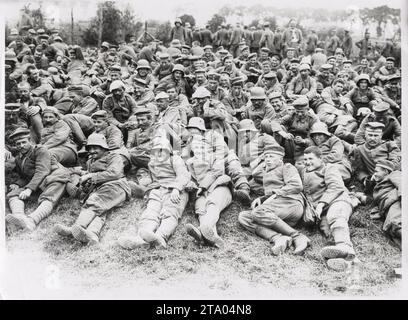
[{"left": 0, "top": 0, "right": 405, "bottom": 301}]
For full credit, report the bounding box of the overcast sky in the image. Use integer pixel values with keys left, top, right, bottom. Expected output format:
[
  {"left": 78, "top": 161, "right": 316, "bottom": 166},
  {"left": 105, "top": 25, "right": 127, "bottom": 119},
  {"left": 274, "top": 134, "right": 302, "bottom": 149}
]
[{"left": 0, "top": 0, "right": 403, "bottom": 25}]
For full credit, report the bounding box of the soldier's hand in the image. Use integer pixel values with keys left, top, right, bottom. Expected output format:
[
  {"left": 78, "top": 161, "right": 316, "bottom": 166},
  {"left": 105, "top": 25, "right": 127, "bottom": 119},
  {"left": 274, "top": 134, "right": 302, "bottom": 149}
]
[
  {"left": 19, "top": 188, "right": 32, "bottom": 200},
  {"left": 279, "top": 131, "right": 293, "bottom": 140},
  {"left": 294, "top": 136, "right": 304, "bottom": 144},
  {"left": 80, "top": 174, "right": 92, "bottom": 184},
  {"left": 9, "top": 184, "right": 19, "bottom": 192},
  {"left": 251, "top": 197, "right": 261, "bottom": 209},
  {"left": 170, "top": 188, "right": 181, "bottom": 204},
  {"left": 93, "top": 91, "right": 106, "bottom": 99}
]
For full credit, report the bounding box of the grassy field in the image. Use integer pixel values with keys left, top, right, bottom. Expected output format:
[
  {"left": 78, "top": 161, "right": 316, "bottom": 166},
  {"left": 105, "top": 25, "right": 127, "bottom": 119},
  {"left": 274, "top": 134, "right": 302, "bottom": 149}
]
[{"left": 4, "top": 186, "right": 402, "bottom": 299}]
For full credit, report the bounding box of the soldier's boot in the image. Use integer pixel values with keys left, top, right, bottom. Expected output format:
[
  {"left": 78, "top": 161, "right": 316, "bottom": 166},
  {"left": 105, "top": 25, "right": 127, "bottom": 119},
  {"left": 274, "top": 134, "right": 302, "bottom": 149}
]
[
  {"left": 270, "top": 234, "right": 292, "bottom": 256},
  {"left": 270, "top": 218, "right": 310, "bottom": 255},
  {"left": 117, "top": 234, "right": 150, "bottom": 250},
  {"left": 139, "top": 229, "right": 167, "bottom": 249},
  {"left": 155, "top": 217, "right": 179, "bottom": 247},
  {"left": 85, "top": 216, "right": 105, "bottom": 245},
  {"left": 186, "top": 223, "right": 203, "bottom": 243},
  {"left": 320, "top": 243, "right": 356, "bottom": 260},
  {"left": 54, "top": 224, "right": 73, "bottom": 237},
  {"left": 254, "top": 225, "right": 277, "bottom": 242},
  {"left": 234, "top": 183, "right": 251, "bottom": 206},
  {"left": 6, "top": 197, "right": 26, "bottom": 229},
  {"left": 25, "top": 200, "right": 54, "bottom": 231},
  {"left": 71, "top": 209, "right": 96, "bottom": 244},
  {"left": 200, "top": 225, "right": 225, "bottom": 249},
  {"left": 326, "top": 258, "right": 352, "bottom": 272}
]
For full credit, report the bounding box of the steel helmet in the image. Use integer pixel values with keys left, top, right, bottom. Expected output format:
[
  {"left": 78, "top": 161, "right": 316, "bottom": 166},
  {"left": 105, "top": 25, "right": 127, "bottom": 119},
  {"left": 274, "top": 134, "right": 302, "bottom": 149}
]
[
  {"left": 110, "top": 80, "right": 125, "bottom": 92},
  {"left": 238, "top": 119, "right": 258, "bottom": 132},
  {"left": 250, "top": 87, "right": 266, "bottom": 100},
  {"left": 136, "top": 59, "right": 151, "bottom": 70},
  {"left": 172, "top": 64, "right": 185, "bottom": 74},
  {"left": 192, "top": 87, "right": 211, "bottom": 99},
  {"left": 186, "top": 117, "right": 206, "bottom": 131},
  {"left": 86, "top": 133, "right": 109, "bottom": 150},
  {"left": 355, "top": 74, "right": 371, "bottom": 85},
  {"left": 310, "top": 122, "right": 331, "bottom": 136}
]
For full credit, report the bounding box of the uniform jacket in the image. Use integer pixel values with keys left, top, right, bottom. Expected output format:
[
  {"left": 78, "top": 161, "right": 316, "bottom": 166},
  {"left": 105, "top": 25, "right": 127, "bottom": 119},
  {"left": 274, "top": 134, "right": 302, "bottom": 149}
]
[
  {"left": 229, "top": 27, "right": 244, "bottom": 45},
  {"left": 200, "top": 29, "right": 213, "bottom": 46},
  {"left": 301, "top": 163, "right": 351, "bottom": 209},
  {"left": 153, "top": 63, "right": 174, "bottom": 81},
  {"left": 102, "top": 93, "right": 138, "bottom": 126},
  {"left": 148, "top": 154, "right": 191, "bottom": 191},
  {"left": 242, "top": 102, "right": 276, "bottom": 130},
  {"left": 41, "top": 120, "right": 77, "bottom": 153},
  {"left": 251, "top": 30, "right": 263, "bottom": 49},
  {"left": 259, "top": 29, "right": 275, "bottom": 52},
  {"left": 71, "top": 96, "right": 99, "bottom": 116},
  {"left": 373, "top": 171, "right": 401, "bottom": 213},
  {"left": 286, "top": 75, "right": 317, "bottom": 100},
  {"left": 313, "top": 135, "right": 352, "bottom": 173}
]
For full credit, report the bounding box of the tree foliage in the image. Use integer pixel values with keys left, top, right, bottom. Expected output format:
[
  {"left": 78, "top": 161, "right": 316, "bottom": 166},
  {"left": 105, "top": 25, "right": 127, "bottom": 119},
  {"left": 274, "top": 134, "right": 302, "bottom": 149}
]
[
  {"left": 179, "top": 14, "right": 195, "bottom": 27},
  {"left": 359, "top": 5, "right": 400, "bottom": 37},
  {"left": 207, "top": 14, "right": 226, "bottom": 33},
  {"left": 153, "top": 21, "right": 172, "bottom": 45}
]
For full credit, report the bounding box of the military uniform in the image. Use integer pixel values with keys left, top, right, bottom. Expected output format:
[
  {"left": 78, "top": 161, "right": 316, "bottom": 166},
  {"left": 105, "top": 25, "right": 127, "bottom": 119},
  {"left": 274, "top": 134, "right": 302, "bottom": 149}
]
[{"left": 102, "top": 93, "right": 138, "bottom": 127}]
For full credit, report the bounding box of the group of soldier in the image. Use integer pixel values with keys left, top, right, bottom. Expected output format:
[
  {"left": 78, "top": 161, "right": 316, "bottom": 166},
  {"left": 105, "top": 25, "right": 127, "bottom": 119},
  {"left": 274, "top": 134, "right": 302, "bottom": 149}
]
[{"left": 3, "top": 17, "right": 402, "bottom": 272}]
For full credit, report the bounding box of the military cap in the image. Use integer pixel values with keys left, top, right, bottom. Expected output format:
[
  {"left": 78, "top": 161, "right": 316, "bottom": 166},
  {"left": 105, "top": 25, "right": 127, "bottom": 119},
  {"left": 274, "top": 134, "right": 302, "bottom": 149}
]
[
  {"left": 218, "top": 49, "right": 229, "bottom": 55},
  {"left": 53, "top": 35, "right": 62, "bottom": 42},
  {"left": 10, "top": 70, "right": 23, "bottom": 81},
  {"left": 366, "top": 122, "right": 385, "bottom": 131},
  {"left": 175, "top": 54, "right": 189, "bottom": 63},
  {"left": 100, "top": 41, "right": 110, "bottom": 49},
  {"left": 264, "top": 71, "right": 277, "bottom": 80},
  {"left": 320, "top": 64, "right": 333, "bottom": 70},
  {"left": 375, "top": 159, "right": 394, "bottom": 172},
  {"left": 222, "top": 54, "right": 233, "bottom": 63},
  {"left": 188, "top": 55, "right": 201, "bottom": 61},
  {"left": 171, "top": 52, "right": 181, "bottom": 59},
  {"left": 207, "top": 70, "right": 220, "bottom": 81},
  {"left": 387, "top": 74, "right": 401, "bottom": 83},
  {"left": 38, "top": 34, "right": 50, "bottom": 40},
  {"left": 134, "top": 107, "right": 153, "bottom": 116},
  {"left": 195, "top": 68, "right": 206, "bottom": 74},
  {"left": 335, "top": 48, "right": 344, "bottom": 54},
  {"left": 5, "top": 103, "right": 21, "bottom": 113},
  {"left": 203, "top": 45, "right": 213, "bottom": 51},
  {"left": 192, "top": 87, "right": 211, "bottom": 99},
  {"left": 373, "top": 102, "right": 390, "bottom": 113},
  {"left": 286, "top": 47, "right": 295, "bottom": 52},
  {"left": 248, "top": 53, "right": 257, "bottom": 60},
  {"left": 260, "top": 47, "right": 270, "bottom": 53},
  {"left": 342, "top": 59, "right": 352, "bottom": 64},
  {"left": 174, "top": 18, "right": 182, "bottom": 25},
  {"left": 268, "top": 91, "right": 282, "bottom": 100},
  {"left": 87, "top": 133, "right": 109, "bottom": 150},
  {"left": 5, "top": 51, "right": 17, "bottom": 62},
  {"left": 171, "top": 39, "right": 181, "bottom": 47},
  {"left": 264, "top": 144, "right": 285, "bottom": 157},
  {"left": 355, "top": 74, "right": 371, "bottom": 85},
  {"left": 241, "top": 45, "right": 249, "bottom": 52},
  {"left": 386, "top": 57, "right": 395, "bottom": 62},
  {"left": 158, "top": 52, "right": 170, "bottom": 59},
  {"left": 186, "top": 117, "right": 206, "bottom": 131},
  {"left": 47, "top": 66, "right": 59, "bottom": 75},
  {"left": 310, "top": 122, "right": 331, "bottom": 136},
  {"left": 231, "top": 77, "right": 244, "bottom": 87},
  {"left": 132, "top": 77, "right": 148, "bottom": 87},
  {"left": 238, "top": 119, "right": 258, "bottom": 132},
  {"left": 9, "top": 127, "right": 31, "bottom": 141},
  {"left": 36, "top": 28, "right": 45, "bottom": 34},
  {"left": 327, "top": 55, "right": 336, "bottom": 61},
  {"left": 91, "top": 110, "right": 108, "bottom": 119},
  {"left": 290, "top": 58, "right": 300, "bottom": 64},
  {"left": 315, "top": 48, "right": 324, "bottom": 53},
  {"left": 9, "top": 28, "right": 19, "bottom": 36},
  {"left": 155, "top": 92, "right": 169, "bottom": 100},
  {"left": 42, "top": 106, "right": 61, "bottom": 118},
  {"left": 293, "top": 96, "right": 309, "bottom": 109},
  {"left": 28, "top": 29, "right": 37, "bottom": 35},
  {"left": 136, "top": 59, "right": 151, "bottom": 70},
  {"left": 250, "top": 87, "right": 266, "bottom": 100},
  {"left": 172, "top": 64, "right": 185, "bottom": 74},
  {"left": 299, "top": 63, "right": 311, "bottom": 71},
  {"left": 110, "top": 80, "right": 125, "bottom": 91}
]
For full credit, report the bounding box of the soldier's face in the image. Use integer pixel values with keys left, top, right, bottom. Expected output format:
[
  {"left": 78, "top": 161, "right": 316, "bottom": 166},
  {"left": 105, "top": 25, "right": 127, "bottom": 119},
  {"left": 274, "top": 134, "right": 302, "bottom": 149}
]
[
  {"left": 166, "top": 88, "right": 177, "bottom": 100},
  {"left": 264, "top": 78, "right": 275, "bottom": 87},
  {"left": 386, "top": 61, "right": 394, "bottom": 69},
  {"left": 372, "top": 166, "right": 389, "bottom": 182},
  {"left": 18, "top": 88, "right": 30, "bottom": 101},
  {"left": 358, "top": 80, "right": 368, "bottom": 89},
  {"left": 270, "top": 57, "right": 279, "bottom": 67},
  {"left": 138, "top": 68, "right": 149, "bottom": 77},
  {"left": 294, "top": 155, "right": 305, "bottom": 172},
  {"left": 270, "top": 98, "right": 282, "bottom": 111},
  {"left": 112, "top": 88, "right": 124, "bottom": 99},
  {"left": 92, "top": 118, "right": 108, "bottom": 132},
  {"left": 333, "top": 83, "right": 344, "bottom": 94},
  {"left": 173, "top": 71, "right": 183, "bottom": 80},
  {"left": 29, "top": 69, "right": 40, "bottom": 81},
  {"left": 161, "top": 58, "right": 170, "bottom": 67},
  {"left": 304, "top": 152, "right": 322, "bottom": 171},
  {"left": 249, "top": 57, "right": 257, "bottom": 64},
  {"left": 287, "top": 51, "right": 294, "bottom": 59},
  {"left": 68, "top": 91, "right": 82, "bottom": 104},
  {"left": 242, "top": 130, "right": 256, "bottom": 143},
  {"left": 88, "top": 145, "right": 106, "bottom": 160},
  {"left": 110, "top": 72, "right": 121, "bottom": 81},
  {"left": 220, "top": 77, "right": 229, "bottom": 87},
  {"left": 365, "top": 130, "right": 382, "bottom": 147},
  {"left": 251, "top": 99, "right": 264, "bottom": 108},
  {"left": 208, "top": 80, "right": 218, "bottom": 91},
  {"left": 42, "top": 113, "right": 58, "bottom": 127},
  {"left": 15, "top": 138, "right": 31, "bottom": 154},
  {"left": 361, "top": 59, "right": 368, "bottom": 66},
  {"left": 262, "top": 63, "right": 271, "bottom": 73},
  {"left": 156, "top": 98, "right": 168, "bottom": 110},
  {"left": 195, "top": 73, "right": 206, "bottom": 83},
  {"left": 321, "top": 70, "right": 330, "bottom": 78},
  {"left": 133, "top": 85, "right": 144, "bottom": 96},
  {"left": 295, "top": 108, "right": 308, "bottom": 118},
  {"left": 311, "top": 133, "right": 329, "bottom": 146},
  {"left": 137, "top": 115, "right": 151, "bottom": 129},
  {"left": 264, "top": 153, "right": 281, "bottom": 169},
  {"left": 300, "top": 70, "right": 309, "bottom": 78},
  {"left": 232, "top": 85, "right": 242, "bottom": 95},
  {"left": 260, "top": 52, "right": 268, "bottom": 60},
  {"left": 343, "top": 63, "right": 351, "bottom": 71},
  {"left": 389, "top": 81, "right": 399, "bottom": 90},
  {"left": 224, "top": 59, "right": 232, "bottom": 68}
]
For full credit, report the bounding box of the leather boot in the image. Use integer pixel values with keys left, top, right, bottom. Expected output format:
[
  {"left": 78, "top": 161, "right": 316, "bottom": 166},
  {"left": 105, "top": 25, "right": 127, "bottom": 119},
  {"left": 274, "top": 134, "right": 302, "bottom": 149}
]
[
  {"left": 186, "top": 223, "right": 203, "bottom": 243},
  {"left": 85, "top": 216, "right": 105, "bottom": 245},
  {"left": 320, "top": 243, "right": 356, "bottom": 260},
  {"left": 269, "top": 218, "right": 310, "bottom": 255},
  {"left": 54, "top": 224, "right": 72, "bottom": 237},
  {"left": 29, "top": 200, "right": 53, "bottom": 225},
  {"left": 117, "top": 234, "right": 150, "bottom": 250},
  {"left": 200, "top": 225, "right": 225, "bottom": 249},
  {"left": 234, "top": 183, "right": 251, "bottom": 206},
  {"left": 292, "top": 234, "right": 311, "bottom": 255},
  {"left": 270, "top": 234, "right": 292, "bottom": 256},
  {"left": 139, "top": 229, "right": 167, "bottom": 248},
  {"left": 71, "top": 209, "right": 96, "bottom": 243}
]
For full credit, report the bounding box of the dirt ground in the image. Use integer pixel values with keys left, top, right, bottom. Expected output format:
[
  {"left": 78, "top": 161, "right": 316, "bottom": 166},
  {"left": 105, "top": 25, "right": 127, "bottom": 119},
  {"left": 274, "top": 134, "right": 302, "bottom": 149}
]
[{"left": 2, "top": 189, "right": 402, "bottom": 300}]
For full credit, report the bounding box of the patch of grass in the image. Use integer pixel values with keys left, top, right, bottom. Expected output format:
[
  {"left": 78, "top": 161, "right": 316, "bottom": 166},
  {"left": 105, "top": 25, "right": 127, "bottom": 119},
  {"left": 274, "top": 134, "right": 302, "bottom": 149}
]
[{"left": 5, "top": 190, "right": 401, "bottom": 297}]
